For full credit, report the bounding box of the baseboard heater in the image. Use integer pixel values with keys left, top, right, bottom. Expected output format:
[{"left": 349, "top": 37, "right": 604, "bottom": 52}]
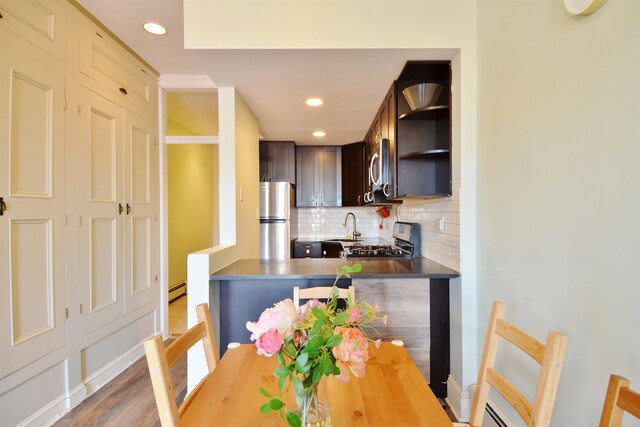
[
  {"left": 169, "top": 281, "right": 186, "bottom": 301},
  {"left": 485, "top": 404, "right": 508, "bottom": 427}
]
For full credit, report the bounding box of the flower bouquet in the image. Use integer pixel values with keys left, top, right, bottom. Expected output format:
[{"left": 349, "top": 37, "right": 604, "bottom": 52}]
[{"left": 246, "top": 263, "right": 387, "bottom": 427}]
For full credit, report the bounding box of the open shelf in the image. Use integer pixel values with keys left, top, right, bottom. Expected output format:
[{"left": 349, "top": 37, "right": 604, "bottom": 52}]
[
  {"left": 399, "top": 149, "right": 450, "bottom": 160},
  {"left": 399, "top": 105, "right": 450, "bottom": 121}
]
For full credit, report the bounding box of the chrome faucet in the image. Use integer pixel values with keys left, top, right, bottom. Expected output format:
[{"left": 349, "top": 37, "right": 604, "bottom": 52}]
[{"left": 343, "top": 212, "right": 361, "bottom": 240}]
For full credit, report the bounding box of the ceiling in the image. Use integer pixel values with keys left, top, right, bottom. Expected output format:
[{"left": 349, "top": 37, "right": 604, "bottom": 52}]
[{"left": 77, "top": 0, "right": 455, "bottom": 145}]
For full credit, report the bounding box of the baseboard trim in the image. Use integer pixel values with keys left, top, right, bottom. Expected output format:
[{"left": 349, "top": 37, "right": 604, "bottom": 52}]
[
  {"left": 16, "top": 391, "right": 69, "bottom": 427},
  {"left": 446, "top": 375, "right": 471, "bottom": 422},
  {"left": 82, "top": 342, "right": 145, "bottom": 395}
]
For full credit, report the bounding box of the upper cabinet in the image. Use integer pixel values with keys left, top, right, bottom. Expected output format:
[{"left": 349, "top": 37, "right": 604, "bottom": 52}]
[
  {"left": 296, "top": 146, "right": 341, "bottom": 207},
  {"left": 364, "top": 61, "right": 452, "bottom": 200},
  {"left": 0, "top": 0, "right": 68, "bottom": 61},
  {"left": 396, "top": 61, "right": 452, "bottom": 198},
  {"left": 260, "top": 141, "right": 296, "bottom": 184},
  {"left": 341, "top": 141, "right": 365, "bottom": 206},
  {"left": 78, "top": 19, "right": 157, "bottom": 115}
]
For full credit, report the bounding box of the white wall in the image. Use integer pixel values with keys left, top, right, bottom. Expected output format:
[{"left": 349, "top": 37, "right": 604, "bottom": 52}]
[{"left": 477, "top": 0, "right": 640, "bottom": 425}]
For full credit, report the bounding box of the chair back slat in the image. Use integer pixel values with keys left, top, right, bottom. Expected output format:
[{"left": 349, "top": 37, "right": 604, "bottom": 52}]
[
  {"left": 618, "top": 387, "right": 640, "bottom": 419},
  {"left": 293, "top": 286, "right": 355, "bottom": 308},
  {"left": 165, "top": 322, "right": 207, "bottom": 367},
  {"left": 495, "top": 319, "right": 545, "bottom": 364},
  {"left": 600, "top": 375, "right": 640, "bottom": 427},
  {"left": 486, "top": 368, "right": 532, "bottom": 425},
  {"left": 468, "top": 301, "right": 567, "bottom": 427},
  {"left": 144, "top": 303, "right": 219, "bottom": 427}
]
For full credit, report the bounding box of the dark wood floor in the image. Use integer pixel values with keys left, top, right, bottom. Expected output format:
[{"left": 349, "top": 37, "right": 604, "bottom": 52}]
[
  {"left": 55, "top": 340, "right": 457, "bottom": 425},
  {"left": 54, "top": 342, "right": 186, "bottom": 427}
]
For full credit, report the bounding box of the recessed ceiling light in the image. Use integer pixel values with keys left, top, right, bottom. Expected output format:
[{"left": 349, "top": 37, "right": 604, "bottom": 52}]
[
  {"left": 143, "top": 22, "right": 167, "bottom": 36},
  {"left": 306, "top": 98, "right": 323, "bottom": 106},
  {"left": 313, "top": 131, "right": 326, "bottom": 137}
]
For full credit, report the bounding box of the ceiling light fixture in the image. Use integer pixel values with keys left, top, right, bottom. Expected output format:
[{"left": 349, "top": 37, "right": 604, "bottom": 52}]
[
  {"left": 313, "top": 131, "right": 326, "bottom": 137},
  {"left": 143, "top": 22, "right": 168, "bottom": 35},
  {"left": 306, "top": 98, "right": 323, "bottom": 106}
]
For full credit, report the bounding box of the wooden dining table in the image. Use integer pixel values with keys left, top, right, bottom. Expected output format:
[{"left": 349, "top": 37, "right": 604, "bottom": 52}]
[{"left": 179, "top": 343, "right": 453, "bottom": 426}]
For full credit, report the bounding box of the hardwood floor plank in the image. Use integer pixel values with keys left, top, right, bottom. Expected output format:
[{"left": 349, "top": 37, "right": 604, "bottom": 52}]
[{"left": 55, "top": 340, "right": 185, "bottom": 427}]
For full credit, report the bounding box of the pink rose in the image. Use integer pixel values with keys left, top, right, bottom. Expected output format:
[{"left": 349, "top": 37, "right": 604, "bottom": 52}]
[
  {"left": 247, "top": 299, "right": 297, "bottom": 356},
  {"left": 297, "top": 299, "right": 327, "bottom": 324},
  {"left": 256, "top": 328, "right": 284, "bottom": 356},
  {"left": 347, "top": 307, "right": 361, "bottom": 323},
  {"left": 331, "top": 327, "right": 369, "bottom": 379}
]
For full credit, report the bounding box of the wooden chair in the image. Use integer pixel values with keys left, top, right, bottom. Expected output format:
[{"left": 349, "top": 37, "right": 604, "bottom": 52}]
[
  {"left": 599, "top": 374, "right": 640, "bottom": 426},
  {"left": 465, "top": 301, "right": 568, "bottom": 427},
  {"left": 293, "top": 285, "right": 355, "bottom": 308},
  {"left": 144, "top": 303, "right": 219, "bottom": 427}
]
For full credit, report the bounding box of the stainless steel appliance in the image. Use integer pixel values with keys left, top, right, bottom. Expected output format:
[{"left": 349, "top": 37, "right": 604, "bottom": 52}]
[
  {"left": 364, "top": 134, "right": 393, "bottom": 204},
  {"left": 260, "top": 182, "right": 295, "bottom": 259},
  {"left": 343, "top": 221, "right": 420, "bottom": 258}
]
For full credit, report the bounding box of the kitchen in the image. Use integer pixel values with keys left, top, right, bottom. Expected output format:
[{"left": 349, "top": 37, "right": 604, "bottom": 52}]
[{"left": 0, "top": 0, "right": 638, "bottom": 426}]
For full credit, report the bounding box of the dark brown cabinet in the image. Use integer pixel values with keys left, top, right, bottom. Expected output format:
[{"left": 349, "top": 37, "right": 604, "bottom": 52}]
[
  {"left": 259, "top": 141, "right": 296, "bottom": 184},
  {"left": 296, "top": 146, "right": 341, "bottom": 207},
  {"left": 293, "top": 241, "right": 322, "bottom": 258},
  {"left": 363, "top": 61, "right": 452, "bottom": 200},
  {"left": 341, "top": 142, "right": 365, "bottom": 206}
]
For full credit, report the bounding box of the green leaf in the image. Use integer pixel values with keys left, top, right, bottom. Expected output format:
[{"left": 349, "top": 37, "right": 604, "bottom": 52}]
[
  {"left": 293, "top": 376, "right": 304, "bottom": 399},
  {"left": 305, "top": 336, "right": 322, "bottom": 358},
  {"left": 332, "top": 311, "right": 349, "bottom": 326},
  {"left": 312, "top": 318, "right": 324, "bottom": 334},
  {"left": 351, "top": 263, "right": 362, "bottom": 273},
  {"left": 282, "top": 342, "right": 297, "bottom": 358},
  {"left": 260, "top": 402, "right": 272, "bottom": 413},
  {"left": 274, "top": 367, "right": 291, "bottom": 378},
  {"left": 269, "top": 398, "right": 284, "bottom": 410},
  {"left": 295, "top": 353, "right": 309, "bottom": 371},
  {"left": 312, "top": 365, "right": 324, "bottom": 383},
  {"left": 312, "top": 307, "right": 328, "bottom": 322},
  {"left": 276, "top": 352, "right": 286, "bottom": 366},
  {"left": 278, "top": 376, "right": 286, "bottom": 390},
  {"left": 286, "top": 410, "right": 302, "bottom": 427},
  {"left": 326, "top": 334, "right": 343, "bottom": 349},
  {"left": 259, "top": 387, "right": 272, "bottom": 397}
]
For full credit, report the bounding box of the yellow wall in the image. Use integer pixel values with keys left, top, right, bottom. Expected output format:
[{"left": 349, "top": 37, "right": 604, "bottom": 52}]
[
  {"left": 233, "top": 91, "right": 260, "bottom": 258},
  {"left": 167, "top": 144, "right": 214, "bottom": 287},
  {"left": 167, "top": 118, "right": 195, "bottom": 136}
]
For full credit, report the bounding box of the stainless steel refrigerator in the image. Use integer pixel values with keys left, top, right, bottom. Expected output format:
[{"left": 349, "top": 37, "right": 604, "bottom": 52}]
[{"left": 260, "top": 182, "right": 296, "bottom": 259}]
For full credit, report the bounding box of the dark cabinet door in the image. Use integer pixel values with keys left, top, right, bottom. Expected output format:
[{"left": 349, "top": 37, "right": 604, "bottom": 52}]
[
  {"left": 295, "top": 146, "right": 341, "bottom": 207},
  {"left": 296, "top": 147, "right": 317, "bottom": 207},
  {"left": 318, "top": 147, "right": 340, "bottom": 206},
  {"left": 341, "top": 142, "right": 365, "bottom": 206},
  {"left": 260, "top": 141, "right": 296, "bottom": 183},
  {"left": 293, "top": 241, "right": 322, "bottom": 258}
]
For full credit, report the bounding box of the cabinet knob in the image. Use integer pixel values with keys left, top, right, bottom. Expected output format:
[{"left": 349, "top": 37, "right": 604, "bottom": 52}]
[
  {"left": 118, "top": 203, "right": 124, "bottom": 215},
  {"left": 126, "top": 203, "right": 131, "bottom": 215},
  {"left": 119, "top": 87, "right": 128, "bottom": 95},
  {"left": 0, "top": 197, "right": 6, "bottom": 215}
]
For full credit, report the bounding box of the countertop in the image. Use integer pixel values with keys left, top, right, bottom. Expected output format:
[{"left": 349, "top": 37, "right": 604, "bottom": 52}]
[{"left": 209, "top": 258, "right": 460, "bottom": 280}]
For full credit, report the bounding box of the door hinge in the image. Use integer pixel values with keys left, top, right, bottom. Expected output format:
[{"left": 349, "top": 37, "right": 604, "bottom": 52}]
[
  {"left": 65, "top": 308, "right": 69, "bottom": 319},
  {"left": 64, "top": 98, "right": 67, "bottom": 110},
  {"left": 77, "top": 216, "right": 81, "bottom": 226},
  {"left": 79, "top": 303, "right": 83, "bottom": 314},
  {"left": 77, "top": 105, "right": 81, "bottom": 115},
  {"left": 64, "top": 215, "right": 67, "bottom": 226},
  {"left": 155, "top": 275, "right": 158, "bottom": 283}
]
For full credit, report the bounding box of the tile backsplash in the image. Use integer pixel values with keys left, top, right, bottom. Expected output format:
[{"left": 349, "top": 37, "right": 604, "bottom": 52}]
[{"left": 296, "top": 198, "right": 460, "bottom": 271}]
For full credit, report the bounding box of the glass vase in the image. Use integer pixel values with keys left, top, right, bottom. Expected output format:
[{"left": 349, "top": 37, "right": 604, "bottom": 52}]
[{"left": 295, "top": 377, "right": 332, "bottom": 427}]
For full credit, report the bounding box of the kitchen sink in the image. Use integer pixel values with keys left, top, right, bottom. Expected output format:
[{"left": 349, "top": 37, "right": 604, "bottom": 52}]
[{"left": 325, "top": 238, "right": 362, "bottom": 242}]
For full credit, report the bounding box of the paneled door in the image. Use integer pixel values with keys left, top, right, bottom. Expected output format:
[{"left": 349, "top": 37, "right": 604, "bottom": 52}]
[
  {"left": 77, "top": 86, "right": 125, "bottom": 333},
  {"left": 123, "top": 110, "right": 157, "bottom": 312},
  {"left": 0, "top": 41, "right": 66, "bottom": 375}
]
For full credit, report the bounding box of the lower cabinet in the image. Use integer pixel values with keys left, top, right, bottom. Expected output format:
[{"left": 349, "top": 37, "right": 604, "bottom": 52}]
[
  {"left": 293, "top": 241, "right": 322, "bottom": 258},
  {"left": 296, "top": 146, "right": 341, "bottom": 207}
]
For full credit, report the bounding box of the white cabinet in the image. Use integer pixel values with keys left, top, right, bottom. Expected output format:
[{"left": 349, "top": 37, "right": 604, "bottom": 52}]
[
  {"left": 76, "top": 86, "right": 158, "bottom": 333},
  {"left": 0, "top": 37, "right": 66, "bottom": 375},
  {"left": 0, "top": 0, "right": 68, "bottom": 61},
  {"left": 78, "top": 19, "right": 157, "bottom": 115}
]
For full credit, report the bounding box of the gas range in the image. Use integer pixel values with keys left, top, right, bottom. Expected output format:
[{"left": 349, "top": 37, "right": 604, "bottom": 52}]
[{"left": 342, "top": 222, "right": 420, "bottom": 259}]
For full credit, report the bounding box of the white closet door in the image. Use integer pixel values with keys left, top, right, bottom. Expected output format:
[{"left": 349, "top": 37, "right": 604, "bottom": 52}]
[
  {"left": 77, "top": 86, "right": 125, "bottom": 333},
  {"left": 0, "top": 42, "right": 66, "bottom": 374},
  {"left": 123, "top": 110, "right": 157, "bottom": 312}
]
